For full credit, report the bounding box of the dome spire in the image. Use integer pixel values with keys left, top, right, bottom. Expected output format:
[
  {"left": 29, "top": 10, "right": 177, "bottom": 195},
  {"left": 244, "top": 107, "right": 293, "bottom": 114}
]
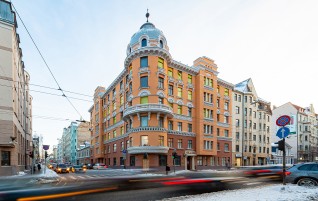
[{"left": 146, "top": 9, "right": 150, "bottom": 22}]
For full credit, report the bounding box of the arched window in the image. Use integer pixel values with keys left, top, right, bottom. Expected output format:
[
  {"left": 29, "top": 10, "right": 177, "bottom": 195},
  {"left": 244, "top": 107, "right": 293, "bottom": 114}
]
[
  {"left": 141, "top": 38, "right": 147, "bottom": 47},
  {"left": 160, "top": 40, "right": 163, "bottom": 48}
]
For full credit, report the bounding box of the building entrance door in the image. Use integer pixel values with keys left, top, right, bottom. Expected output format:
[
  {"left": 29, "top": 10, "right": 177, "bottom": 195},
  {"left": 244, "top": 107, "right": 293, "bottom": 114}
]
[{"left": 187, "top": 156, "right": 191, "bottom": 170}]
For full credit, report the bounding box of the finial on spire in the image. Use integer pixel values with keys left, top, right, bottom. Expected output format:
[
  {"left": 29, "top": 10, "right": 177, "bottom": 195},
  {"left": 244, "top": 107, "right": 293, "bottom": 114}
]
[{"left": 146, "top": 9, "right": 150, "bottom": 22}]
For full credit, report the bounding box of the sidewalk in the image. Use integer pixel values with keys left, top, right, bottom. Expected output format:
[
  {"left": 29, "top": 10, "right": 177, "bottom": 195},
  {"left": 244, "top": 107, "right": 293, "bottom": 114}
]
[{"left": 0, "top": 164, "right": 59, "bottom": 188}]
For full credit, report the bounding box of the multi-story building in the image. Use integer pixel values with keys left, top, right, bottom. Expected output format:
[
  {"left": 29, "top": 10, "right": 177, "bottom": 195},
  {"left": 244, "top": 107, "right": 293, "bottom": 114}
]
[
  {"left": 0, "top": 0, "right": 33, "bottom": 176},
  {"left": 57, "top": 122, "right": 90, "bottom": 164},
  {"left": 232, "top": 78, "right": 272, "bottom": 166},
  {"left": 272, "top": 103, "right": 318, "bottom": 163},
  {"left": 89, "top": 15, "right": 234, "bottom": 170},
  {"left": 57, "top": 138, "right": 63, "bottom": 163},
  {"left": 270, "top": 142, "right": 293, "bottom": 165},
  {"left": 77, "top": 142, "right": 90, "bottom": 165},
  {"left": 89, "top": 86, "right": 105, "bottom": 165}
]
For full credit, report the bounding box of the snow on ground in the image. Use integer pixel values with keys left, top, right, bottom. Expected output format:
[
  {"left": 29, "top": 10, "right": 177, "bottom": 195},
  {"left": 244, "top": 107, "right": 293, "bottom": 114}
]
[
  {"left": 28, "top": 168, "right": 59, "bottom": 184},
  {"left": 162, "top": 184, "right": 318, "bottom": 201}
]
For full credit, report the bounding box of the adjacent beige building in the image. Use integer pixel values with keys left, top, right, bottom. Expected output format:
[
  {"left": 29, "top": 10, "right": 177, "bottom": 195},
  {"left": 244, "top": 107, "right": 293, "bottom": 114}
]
[
  {"left": 232, "top": 78, "right": 272, "bottom": 166},
  {"left": 0, "top": 0, "right": 33, "bottom": 175}
]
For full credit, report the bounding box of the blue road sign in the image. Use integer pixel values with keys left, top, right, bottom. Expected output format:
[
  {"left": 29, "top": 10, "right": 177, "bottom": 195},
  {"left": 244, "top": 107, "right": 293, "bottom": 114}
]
[
  {"left": 276, "top": 127, "right": 290, "bottom": 139},
  {"left": 123, "top": 149, "right": 127, "bottom": 154}
]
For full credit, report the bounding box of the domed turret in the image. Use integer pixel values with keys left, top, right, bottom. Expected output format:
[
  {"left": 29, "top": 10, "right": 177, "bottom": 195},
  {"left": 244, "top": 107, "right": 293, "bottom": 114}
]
[{"left": 127, "top": 12, "right": 169, "bottom": 55}]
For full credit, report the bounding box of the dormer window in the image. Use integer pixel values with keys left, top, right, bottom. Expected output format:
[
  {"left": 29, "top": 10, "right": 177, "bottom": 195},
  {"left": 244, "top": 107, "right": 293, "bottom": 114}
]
[
  {"left": 141, "top": 38, "right": 147, "bottom": 47},
  {"left": 160, "top": 40, "right": 163, "bottom": 48}
]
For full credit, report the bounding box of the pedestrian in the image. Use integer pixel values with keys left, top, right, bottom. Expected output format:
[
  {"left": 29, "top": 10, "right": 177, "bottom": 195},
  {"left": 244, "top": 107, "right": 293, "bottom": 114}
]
[
  {"left": 37, "top": 163, "right": 41, "bottom": 171},
  {"left": 165, "top": 165, "right": 170, "bottom": 175}
]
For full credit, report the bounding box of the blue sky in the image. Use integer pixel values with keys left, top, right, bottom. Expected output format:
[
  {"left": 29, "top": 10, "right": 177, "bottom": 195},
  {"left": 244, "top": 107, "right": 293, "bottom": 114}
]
[{"left": 11, "top": 0, "right": 318, "bottom": 149}]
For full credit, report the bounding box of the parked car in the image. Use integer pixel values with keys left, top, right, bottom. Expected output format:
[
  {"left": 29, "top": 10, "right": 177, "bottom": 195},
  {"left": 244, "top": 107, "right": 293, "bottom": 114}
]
[
  {"left": 87, "top": 164, "right": 94, "bottom": 169},
  {"left": 55, "top": 164, "right": 70, "bottom": 173},
  {"left": 285, "top": 162, "right": 318, "bottom": 186},
  {"left": 93, "top": 163, "right": 107, "bottom": 169}
]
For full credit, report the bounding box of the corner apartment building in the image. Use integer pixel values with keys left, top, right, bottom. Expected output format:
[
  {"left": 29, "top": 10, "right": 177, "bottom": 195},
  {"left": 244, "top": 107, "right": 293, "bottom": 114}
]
[
  {"left": 272, "top": 103, "right": 318, "bottom": 163},
  {"left": 232, "top": 79, "right": 272, "bottom": 166},
  {"left": 0, "top": 0, "right": 33, "bottom": 175},
  {"left": 89, "top": 17, "right": 234, "bottom": 170}
]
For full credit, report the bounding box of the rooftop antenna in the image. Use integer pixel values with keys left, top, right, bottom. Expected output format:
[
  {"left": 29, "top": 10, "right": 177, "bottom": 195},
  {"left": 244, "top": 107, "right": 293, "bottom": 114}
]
[{"left": 146, "top": 9, "right": 150, "bottom": 22}]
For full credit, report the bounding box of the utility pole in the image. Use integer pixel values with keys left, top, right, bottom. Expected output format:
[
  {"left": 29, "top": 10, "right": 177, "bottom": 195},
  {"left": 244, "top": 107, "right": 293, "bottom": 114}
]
[{"left": 282, "top": 138, "right": 286, "bottom": 185}]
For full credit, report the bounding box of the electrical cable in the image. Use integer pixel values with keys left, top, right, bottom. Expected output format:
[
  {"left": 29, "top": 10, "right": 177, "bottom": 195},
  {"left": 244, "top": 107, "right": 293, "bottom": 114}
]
[
  {"left": 0, "top": 83, "right": 92, "bottom": 102},
  {"left": 0, "top": 77, "right": 92, "bottom": 97},
  {"left": 11, "top": 2, "right": 84, "bottom": 118}
]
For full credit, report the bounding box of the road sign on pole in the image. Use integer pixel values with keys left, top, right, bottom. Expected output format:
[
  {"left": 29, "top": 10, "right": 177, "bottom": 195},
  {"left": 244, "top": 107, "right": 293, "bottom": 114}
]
[
  {"left": 276, "top": 127, "right": 290, "bottom": 139},
  {"left": 276, "top": 115, "right": 291, "bottom": 127}
]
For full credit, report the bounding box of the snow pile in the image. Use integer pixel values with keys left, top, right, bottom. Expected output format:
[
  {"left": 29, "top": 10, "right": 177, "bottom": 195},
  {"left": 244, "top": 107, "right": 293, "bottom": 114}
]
[
  {"left": 17, "top": 171, "right": 26, "bottom": 176},
  {"left": 163, "top": 184, "right": 318, "bottom": 201}
]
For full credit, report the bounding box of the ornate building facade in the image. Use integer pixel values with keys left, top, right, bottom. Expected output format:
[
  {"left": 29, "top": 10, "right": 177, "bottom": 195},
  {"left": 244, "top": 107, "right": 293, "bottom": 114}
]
[
  {"left": 0, "top": 0, "right": 33, "bottom": 175},
  {"left": 231, "top": 79, "right": 272, "bottom": 166},
  {"left": 89, "top": 15, "right": 234, "bottom": 170}
]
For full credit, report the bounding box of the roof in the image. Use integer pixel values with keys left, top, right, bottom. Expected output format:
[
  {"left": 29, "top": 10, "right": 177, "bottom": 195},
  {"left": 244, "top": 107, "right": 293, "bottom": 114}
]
[
  {"left": 129, "top": 22, "right": 166, "bottom": 46},
  {"left": 234, "top": 78, "right": 251, "bottom": 93}
]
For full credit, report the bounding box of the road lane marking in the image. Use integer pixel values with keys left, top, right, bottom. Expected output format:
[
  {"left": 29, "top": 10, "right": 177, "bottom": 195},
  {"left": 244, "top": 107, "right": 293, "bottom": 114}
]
[
  {"left": 17, "top": 186, "right": 118, "bottom": 201},
  {"left": 244, "top": 182, "right": 262, "bottom": 186}
]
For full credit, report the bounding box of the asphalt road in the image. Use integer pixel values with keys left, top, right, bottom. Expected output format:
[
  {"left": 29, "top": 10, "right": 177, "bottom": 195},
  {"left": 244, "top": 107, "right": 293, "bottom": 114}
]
[{"left": 1, "top": 169, "right": 282, "bottom": 201}]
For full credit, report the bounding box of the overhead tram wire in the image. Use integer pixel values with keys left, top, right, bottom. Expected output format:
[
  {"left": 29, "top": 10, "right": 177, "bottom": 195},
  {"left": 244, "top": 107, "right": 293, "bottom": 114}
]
[
  {"left": 0, "top": 77, "right": 92, "bottom": 98},
  {"left": 0, "top": 83, "right": 92, "bottom": 102},
  {"left": 11, "top": 3, "right": 84, "bottom": 118},
  {"left": 0, "top": 110, "right": 74, "bottom": 122}
]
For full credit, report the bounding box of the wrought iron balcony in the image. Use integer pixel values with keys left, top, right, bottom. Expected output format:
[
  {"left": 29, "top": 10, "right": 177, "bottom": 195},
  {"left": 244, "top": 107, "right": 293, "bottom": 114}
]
[
  {"left": 123, "top": 104, "right": 173, "bottom": 120},
  {"left": 127, "top": 146, "right": 169, "bottom": 154}
]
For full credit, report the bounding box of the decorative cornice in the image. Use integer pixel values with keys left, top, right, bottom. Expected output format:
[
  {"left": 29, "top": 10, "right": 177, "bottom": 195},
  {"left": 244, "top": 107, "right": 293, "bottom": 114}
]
[
  {"left": 217, "top": 136, "right": 232, "bottom": 141},
  {"left": 173, "top": 114, "right": 192, "bottom": 121},
  {"left": 168, "top": 130, "right": 196, "bottom": 137},
  {"left": 104, "top": 133, "right": 129, "bottom": 144},
  {"left": 102, "top": 69, "right": 127, "bottom": 99},
  {"left": 127, "top": 146, "right": 169, "bottom": 154},
  {"left": 169, "top": 60, "right": 198, "bottom": 75},
  {"left": 197, "top": 65, "right": 219, "bottom": 76},
  {"left": 217, "top": 78, "right": 234, "bottom": 89},
  {"left": 123, "top": 104, "right": 173, "bottom": 120},
  {"left": 104, "top": 120, "right": 124, "bottom": 133}
]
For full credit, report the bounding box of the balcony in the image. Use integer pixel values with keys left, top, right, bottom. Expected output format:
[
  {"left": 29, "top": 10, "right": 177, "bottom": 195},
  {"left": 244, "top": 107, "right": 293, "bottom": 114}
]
[
  {"left": 123, "top": 104, "right": 173, "bottom": 120},
  {"left": 129, "top": 127, "right": 167, "bottom": 133},
  {"left": 217, "top": 122, "right": 230, "bottom": 128},
  {"left": 127, "top": 146, "right": 169, "bottom": 154}
]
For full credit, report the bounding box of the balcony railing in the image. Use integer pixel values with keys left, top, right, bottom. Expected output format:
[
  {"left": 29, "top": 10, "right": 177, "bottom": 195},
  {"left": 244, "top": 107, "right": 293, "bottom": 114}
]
[
  {"left": 129, "top": 127, "right": 167, "bottom": 133},
  {"left": 123, "top": 104, "right": 173, "bottom": 120}
]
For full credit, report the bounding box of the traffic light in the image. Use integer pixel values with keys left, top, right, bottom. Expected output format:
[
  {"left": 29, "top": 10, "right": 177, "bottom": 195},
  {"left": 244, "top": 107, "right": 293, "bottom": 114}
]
[
  {"left": 172, "top": 152, "right": 177, "bottom": 159},
  {"left": 45, "top": 151, "right": 48, "bottom": 159},
  {"left": 278, "top": 140, "right": 285, "bottom": 151}
]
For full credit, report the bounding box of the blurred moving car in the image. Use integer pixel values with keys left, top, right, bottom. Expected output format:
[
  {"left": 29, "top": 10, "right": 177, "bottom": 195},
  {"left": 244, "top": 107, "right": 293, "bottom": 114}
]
[
  {"left": 55, "top": 164, "right": 70, "bottom": 173},
  {"left": 71, "top": 165, "right": 87, "bottom": 173},
  {"left": 87, "top": 164, "right": 94, "bottom": 169},
  {"left": 242, "top": 165, "right": 291, "bottom": 177},
  {"left": 285, "top": 162, "right": 318, "bottom": 186},
  {"left": 93, "top": 163, "right": 107, "bottom": 169}
]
